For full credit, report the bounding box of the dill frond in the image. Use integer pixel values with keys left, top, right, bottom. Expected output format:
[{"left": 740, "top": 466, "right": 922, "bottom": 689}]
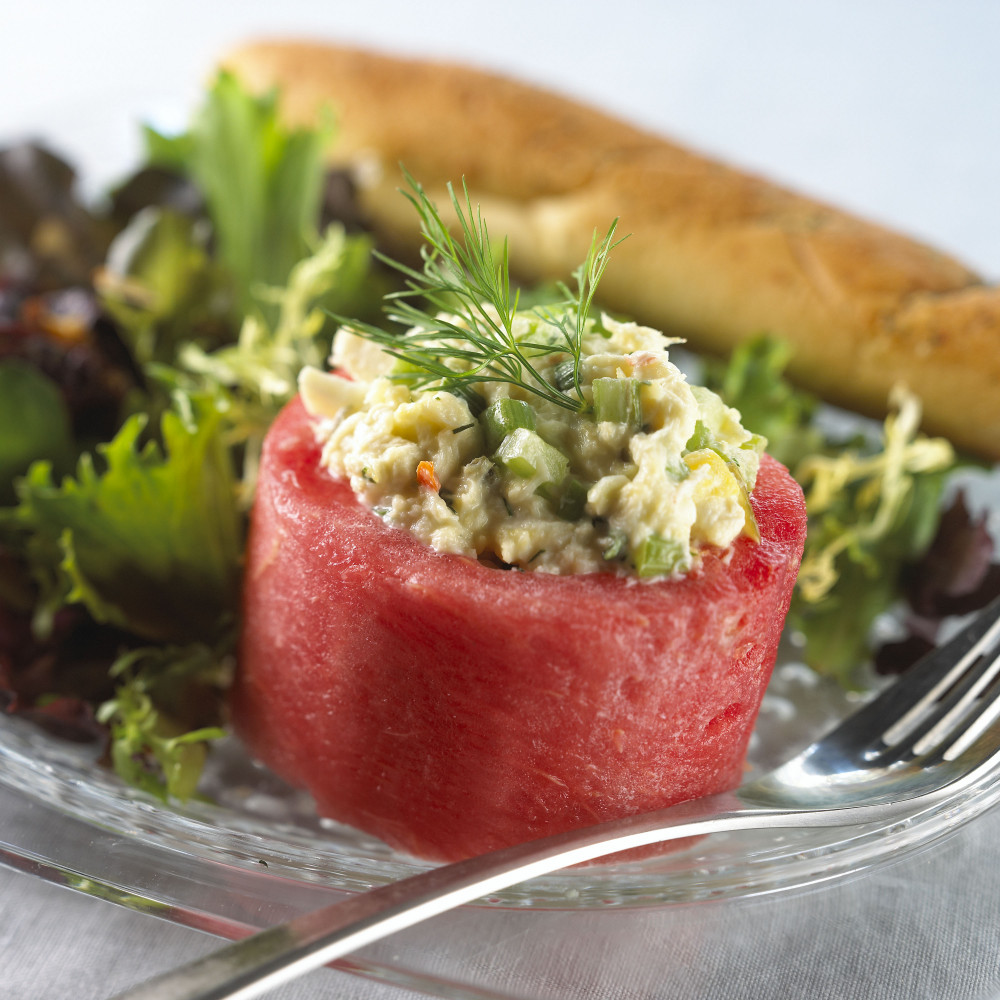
[{"left": 338, "top": 171, "right": 623, "bottom": 412}]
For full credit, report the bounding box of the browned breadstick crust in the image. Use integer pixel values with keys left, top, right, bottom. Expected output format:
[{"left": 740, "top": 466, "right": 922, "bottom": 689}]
[{"left": 222, "top": 39, "right": 1000, "bottom": 460}]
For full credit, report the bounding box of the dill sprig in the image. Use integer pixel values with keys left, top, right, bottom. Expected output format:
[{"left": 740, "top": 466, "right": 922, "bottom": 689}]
[{"left": 341, "top": 172, "right": 623, "bottom": 412}]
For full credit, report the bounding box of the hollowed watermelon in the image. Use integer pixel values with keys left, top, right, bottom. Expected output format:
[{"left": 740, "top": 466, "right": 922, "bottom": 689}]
[{"left": 233, "top": 396, "right": 807, "bottom": 861}]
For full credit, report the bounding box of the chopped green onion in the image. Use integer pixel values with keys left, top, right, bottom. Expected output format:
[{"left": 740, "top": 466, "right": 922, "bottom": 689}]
[
  {"left": 480, "top": 398, "right": 537, "bottom": 453},
  {"left": 601, "top": 530, "right": 628, "bottom": 561},
  {"left": 593, "top": 377, "right": 642, "bottom": 427},
  {"left": 685, "top": 420, "right": 761, "bottom": 490},
  {"left": 539, "top": 476, "right": 591, "bottom": 521},
  {"left": 450, "top": 384, "right": 488, "bottom": 418},
  {"left": 666, "top": 458, "right": 691, "bottom": 481},
  {"left": 635, "top": 534, "right": 688, "bottom": 577},
  {"left": 494, "top": 428, "right": 569, "bottom": 488},
  {"left": 552, "top": 359, "right": 578, "bottom": 391}
]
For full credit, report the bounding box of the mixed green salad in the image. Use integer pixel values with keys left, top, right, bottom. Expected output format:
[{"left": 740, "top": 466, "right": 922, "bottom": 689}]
[{"left": 1, "top": 74, "right": 996, "bottom": 800}]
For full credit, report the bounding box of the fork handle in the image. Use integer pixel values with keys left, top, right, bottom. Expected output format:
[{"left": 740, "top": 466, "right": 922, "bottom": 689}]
[{"left": 108, "top": 792, "right": 892, "bottom": 1000}]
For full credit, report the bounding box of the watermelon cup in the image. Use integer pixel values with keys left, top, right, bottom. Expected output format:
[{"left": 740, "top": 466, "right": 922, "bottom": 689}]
[{"left": 233, "top": 396, "right": 807, "bottom": 862}]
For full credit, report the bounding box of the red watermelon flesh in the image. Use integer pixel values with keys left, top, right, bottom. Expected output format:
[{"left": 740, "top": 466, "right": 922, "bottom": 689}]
[{"left": 233, "top": 396, "right": 807, "bottom": 862}]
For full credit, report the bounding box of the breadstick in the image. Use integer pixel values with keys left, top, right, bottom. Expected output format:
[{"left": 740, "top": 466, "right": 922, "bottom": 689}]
[{"left": 222, "top": 39, "right": 999, "bottom": 459}]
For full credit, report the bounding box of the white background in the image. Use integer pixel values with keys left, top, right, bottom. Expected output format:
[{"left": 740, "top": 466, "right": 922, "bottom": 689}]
[{"left": 4, "top": 3, "right": 1000, "bottom": 999}]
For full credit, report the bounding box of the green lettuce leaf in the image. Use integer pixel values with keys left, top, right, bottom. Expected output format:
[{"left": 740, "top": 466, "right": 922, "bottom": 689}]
[
  {"left": 5, "top": 394, "right": 241, "bottom": 643},
  {"left": 97, "top": 207, "right": 234, "bottom": 367},
  {"left": 0, "top": 360, "right": 75, "bottom": 505},
  {"left": 145, "top": 70, "right": 333, "bottom": 324}
]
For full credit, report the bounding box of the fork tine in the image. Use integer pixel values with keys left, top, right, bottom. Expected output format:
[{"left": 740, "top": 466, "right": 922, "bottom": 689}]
[
  {"left": 935, "top": 669, "right": 1000, "bottom": 762},
  {"left": 905, "top": 630, "right": 1000, "bottom": 761},
  {"left": 906, "top": 620, "right": 1000, "bottom": 759},
  {"left": 923, "top": 617, "right": 1000, "bottom": 763},
  {"left": 882, "top": 595, "right": 1000, "bottom": 755},
  {"left": 828, "top": 596, "right": 1000, "bottom": 756}
]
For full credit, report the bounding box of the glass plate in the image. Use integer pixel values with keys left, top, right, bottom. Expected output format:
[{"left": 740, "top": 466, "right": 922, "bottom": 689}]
[{"left": 3, "top": 459, "right": 1000, "bottom": 925}]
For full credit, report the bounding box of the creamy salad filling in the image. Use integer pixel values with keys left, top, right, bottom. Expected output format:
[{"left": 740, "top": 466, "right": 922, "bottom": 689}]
[{"left": 299, "top": 312, "right": 765, "bottom": 577}]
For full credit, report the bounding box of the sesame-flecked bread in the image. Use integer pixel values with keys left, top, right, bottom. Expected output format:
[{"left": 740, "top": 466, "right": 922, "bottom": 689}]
[{"left": 222, "top": 39, "right": 1000, "bottom": 459}]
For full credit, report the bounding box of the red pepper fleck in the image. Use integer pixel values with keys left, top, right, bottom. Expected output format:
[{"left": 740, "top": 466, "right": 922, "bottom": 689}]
[{"left": 416, "top": 461, "right": 441, "bottom": 492}]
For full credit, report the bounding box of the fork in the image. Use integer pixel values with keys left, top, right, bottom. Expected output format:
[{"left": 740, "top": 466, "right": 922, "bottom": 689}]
[{"left": 111, "top": 595, "right": 1000, "bottom": 1000}]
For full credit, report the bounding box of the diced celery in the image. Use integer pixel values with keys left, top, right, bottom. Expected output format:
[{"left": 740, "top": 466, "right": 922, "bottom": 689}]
[
  {"left": 593, "top": 377, "right": 642, "bottom": 427},
  {"left": 689, "top": 383, "right": 733, "bottom": 433},
  {"left": 480, "top": 398, "right": 537, "bottom": 453},
  {"left": 390, "top": 356, "right": 428, "bottom": 378},
  {"left": 516, "top": 320, "right": 560, "bottom": 357},
  {"left": 685, "top": 418, "right": 714, "bottom": 453},
  {"left": 635, "top": 534, "right": 688, "bottom": 577},
  {"left": 494, "top": 428, "right": 569, "bottom": 487}
]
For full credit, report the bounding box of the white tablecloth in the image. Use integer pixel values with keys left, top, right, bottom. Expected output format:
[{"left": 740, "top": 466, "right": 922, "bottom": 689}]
[
  {"left": 4, "top": 2, "right": 1000, "bottom": 997},
  {"left": 5, "top": 808, "right": 1000, "bottom": 999}
]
